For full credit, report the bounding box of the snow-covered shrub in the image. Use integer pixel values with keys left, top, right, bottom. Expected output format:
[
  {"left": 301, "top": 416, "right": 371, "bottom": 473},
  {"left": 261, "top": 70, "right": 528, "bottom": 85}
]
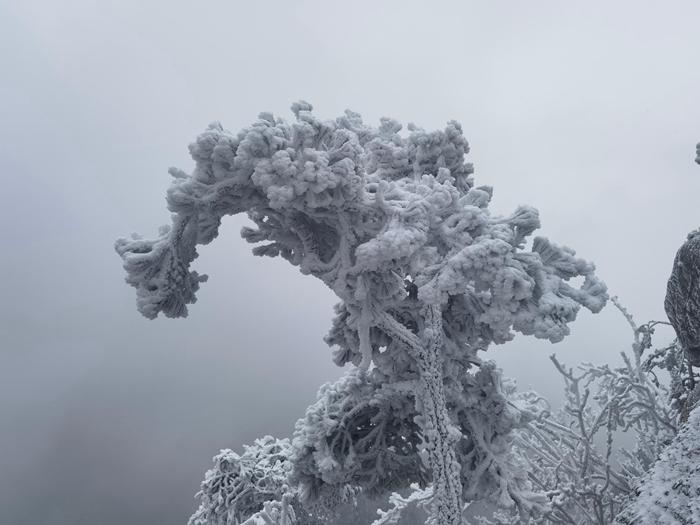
[
  {"left": 189, "top": 436, "right": 301, "bottom": 525},
  {"left": 290, "top": 370, "right": 427, "bottom": 510},
  {"left": 490, "top": 299, "right": 696, "bottom": 525},
  {"left": 116, "top": 103, "right": 607, "bottom": 524}
]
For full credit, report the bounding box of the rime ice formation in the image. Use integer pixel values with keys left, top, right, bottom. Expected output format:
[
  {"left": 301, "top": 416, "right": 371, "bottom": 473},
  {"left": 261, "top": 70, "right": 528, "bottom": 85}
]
[
  {"left": 616, "top": 406, "right": 700, "bottom": 525},
  {"left": 509, "top": 300, "right": 684, "bottom": 525},
  {"left": 189, "top": 437, "right": 298, "bottom": 525},
  {"left": 116, "top": 103, "right": 608, "bottom": 524},
  {"left": 665, "top": 230, "right": 700, "bottom": 367}
]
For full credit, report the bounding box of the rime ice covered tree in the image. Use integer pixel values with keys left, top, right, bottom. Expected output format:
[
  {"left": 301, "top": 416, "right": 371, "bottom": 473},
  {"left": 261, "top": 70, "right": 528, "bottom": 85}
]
[{"left": 116, "top": 102, "right": 607, "bottom": 524}]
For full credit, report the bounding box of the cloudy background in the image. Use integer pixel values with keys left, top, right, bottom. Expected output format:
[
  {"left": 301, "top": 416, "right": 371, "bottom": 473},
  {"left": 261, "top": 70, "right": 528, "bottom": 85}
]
[{"left": 1, "top": 1, "right": 699, "bottom": 523}]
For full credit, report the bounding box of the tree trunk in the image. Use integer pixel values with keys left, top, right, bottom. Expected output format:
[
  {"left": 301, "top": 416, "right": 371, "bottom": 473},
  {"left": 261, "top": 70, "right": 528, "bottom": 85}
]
[
  {"left": 376, "top": 304, "right": 464, "bottom": 524},
  {"left": 416, "top": 304, "right": 463, "bottom": 525}
]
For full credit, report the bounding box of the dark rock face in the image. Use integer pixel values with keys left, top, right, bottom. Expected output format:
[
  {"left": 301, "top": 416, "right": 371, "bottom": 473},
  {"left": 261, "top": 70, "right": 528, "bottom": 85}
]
[
  {"left": 688, "top": 346, "right": 700, "bottom": 367},
  {"left": 665, "top": 231, "right": 700, "bottom": 367}
]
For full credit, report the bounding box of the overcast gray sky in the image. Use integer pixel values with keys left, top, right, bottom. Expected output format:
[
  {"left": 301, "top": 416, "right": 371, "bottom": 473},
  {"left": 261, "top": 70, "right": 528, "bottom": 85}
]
[{"left": 1, "top": 1, "right": 699, "bottom": 524}]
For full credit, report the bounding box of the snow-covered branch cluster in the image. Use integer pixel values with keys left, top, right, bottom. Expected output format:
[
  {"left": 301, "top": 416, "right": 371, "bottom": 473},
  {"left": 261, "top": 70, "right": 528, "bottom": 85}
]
[
  {"left": 290, "top": 370, "right": 426, "bottom": 512},
  {"left": 117, "top": 103, "right": 607, "bottom": 524},
  {"left": 188, "top": 436, "right": 303, "bottom": 525},
  {"left": 496, "top": 299, "right": 695, "bottom": 525}
]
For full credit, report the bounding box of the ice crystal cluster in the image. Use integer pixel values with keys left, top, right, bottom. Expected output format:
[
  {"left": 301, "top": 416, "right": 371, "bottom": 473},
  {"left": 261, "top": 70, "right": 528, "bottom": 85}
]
[{"left": 116, "top": 102, "right": 607, "bottom": 524}]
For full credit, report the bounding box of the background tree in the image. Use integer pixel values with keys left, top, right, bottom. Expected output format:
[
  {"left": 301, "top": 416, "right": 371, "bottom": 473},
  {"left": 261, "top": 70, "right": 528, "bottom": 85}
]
[
  {"left": 188, "top": 436, "right": 300, "bottom": 525},
  {"left": 116, "top": 103, "right": 607, "bottom": 524},
  {"left": 505, "top": 300, "right": 687, "bottom": 525}
]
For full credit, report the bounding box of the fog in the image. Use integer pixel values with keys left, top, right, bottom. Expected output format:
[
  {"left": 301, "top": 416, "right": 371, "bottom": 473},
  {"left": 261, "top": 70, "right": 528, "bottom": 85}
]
[{"left": 1, "top": 1, "right": 699, "bottom": 523}]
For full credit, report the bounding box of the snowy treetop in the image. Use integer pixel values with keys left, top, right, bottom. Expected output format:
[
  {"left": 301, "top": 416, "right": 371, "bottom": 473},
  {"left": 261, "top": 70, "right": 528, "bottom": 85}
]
[{"left": 116, "top": 102, "right": 606, "bottom": 370}]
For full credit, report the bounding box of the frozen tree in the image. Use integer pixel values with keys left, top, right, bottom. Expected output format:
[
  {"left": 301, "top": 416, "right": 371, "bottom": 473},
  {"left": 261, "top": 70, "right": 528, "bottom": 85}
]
[{"left": 116, "top": 102, "right": 607, "bottom": 524}]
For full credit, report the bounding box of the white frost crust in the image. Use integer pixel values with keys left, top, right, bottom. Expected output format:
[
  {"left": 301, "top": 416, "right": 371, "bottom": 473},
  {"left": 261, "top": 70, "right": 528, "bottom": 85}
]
[{"left": 617, "top": 406, "right": 700, "bottom": 525}]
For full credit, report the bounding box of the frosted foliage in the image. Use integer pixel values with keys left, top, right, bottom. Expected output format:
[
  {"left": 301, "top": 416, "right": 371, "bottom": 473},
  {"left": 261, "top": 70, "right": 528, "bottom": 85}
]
[
  {"left": 189, "top": 437, "right": 299, "bottom": 525},
  {"left": 291, "top": 362, "right": 541, "bottom": 519},
  {"left": 239, "top": 497, "right": 298, "bottom": 525},
  {"left": 290, "top": 370, "right": 428, "bottom": 508},
  {"left": 371, "top": 484, "right": 434, "bottom": 525},
  {"left": 116, "top": 103, "right": 607, "bottom": 524},
  {"left": 497, "top": 300, "right": 695, "bottom": 525},
  {"left": 115, "top": 102, "right": 605, "bottom": 338},
  {"left": 616, "top": 406, "right": 700, "bottom": 525}
]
